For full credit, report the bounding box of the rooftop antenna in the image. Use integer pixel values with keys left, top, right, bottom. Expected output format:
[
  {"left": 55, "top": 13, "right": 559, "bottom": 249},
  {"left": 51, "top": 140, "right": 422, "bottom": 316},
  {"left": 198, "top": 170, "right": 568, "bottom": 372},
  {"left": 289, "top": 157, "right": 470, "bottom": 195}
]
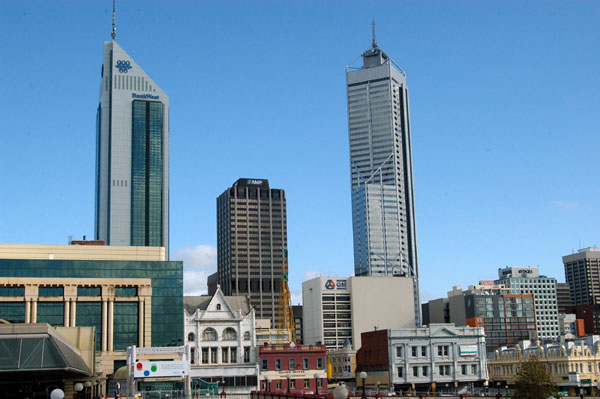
[
  {"left": 111, "top": 0, "right": 116, "bottom": 41},
  {"left": 371, "top": 18, "right": 378, "bottom": 48}
]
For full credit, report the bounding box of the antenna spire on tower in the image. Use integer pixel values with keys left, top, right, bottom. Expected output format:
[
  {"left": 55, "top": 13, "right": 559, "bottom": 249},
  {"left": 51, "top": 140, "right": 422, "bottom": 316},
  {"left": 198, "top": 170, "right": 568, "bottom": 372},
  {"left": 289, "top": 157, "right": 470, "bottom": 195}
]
[
  {"left": 371, "top": 18, "right": 378, "bottom": 48},
  {"left": 111, "top": 0, "right": 116, "bottom": 41}
]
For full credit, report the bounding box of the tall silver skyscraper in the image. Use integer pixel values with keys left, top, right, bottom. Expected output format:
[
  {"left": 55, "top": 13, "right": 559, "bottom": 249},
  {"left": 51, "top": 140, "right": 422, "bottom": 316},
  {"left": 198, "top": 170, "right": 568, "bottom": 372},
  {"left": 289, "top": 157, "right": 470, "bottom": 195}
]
[
  {"left": 346, "top": 32, "right": 420, "bottom": 324},
  {"left": 95, "top": 38, "right": 169, "bottom": 252}
]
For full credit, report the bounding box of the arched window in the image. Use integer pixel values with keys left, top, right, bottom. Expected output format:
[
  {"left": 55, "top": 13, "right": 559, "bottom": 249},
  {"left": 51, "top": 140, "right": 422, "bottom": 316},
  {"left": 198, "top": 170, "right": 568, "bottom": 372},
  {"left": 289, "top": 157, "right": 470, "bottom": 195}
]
[
  {"left": 216, "top": 304, "right": 222, "bottom": 310},
  {"left": 223, "top": 327, "right": 237, "bottom": 341},
  {"left": 202, "top": 328, "right": 218, "bottom": 341},
  {"left": 244, "top": 331, "right": 250, "bottom": 341},
  {"left": 188, "top": 332, "right": 196, "bottom": 342}
]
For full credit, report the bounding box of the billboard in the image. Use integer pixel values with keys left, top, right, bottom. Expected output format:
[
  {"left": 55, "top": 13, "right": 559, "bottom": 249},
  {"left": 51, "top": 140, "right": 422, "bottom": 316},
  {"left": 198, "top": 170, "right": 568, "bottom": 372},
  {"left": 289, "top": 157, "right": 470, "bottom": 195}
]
[{"left": 133, "top": 361, "right": 189, "bottom": 378}]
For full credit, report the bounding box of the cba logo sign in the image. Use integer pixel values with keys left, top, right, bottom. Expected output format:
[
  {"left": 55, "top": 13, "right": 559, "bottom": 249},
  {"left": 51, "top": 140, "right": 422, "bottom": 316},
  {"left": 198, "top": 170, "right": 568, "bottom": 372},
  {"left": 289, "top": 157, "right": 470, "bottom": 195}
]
[
  {"left": 116, "top": 60, "right": 132, "bottom": 73},
  {"left": 325, "top": 280, "right": 335, "bottom": 290}
]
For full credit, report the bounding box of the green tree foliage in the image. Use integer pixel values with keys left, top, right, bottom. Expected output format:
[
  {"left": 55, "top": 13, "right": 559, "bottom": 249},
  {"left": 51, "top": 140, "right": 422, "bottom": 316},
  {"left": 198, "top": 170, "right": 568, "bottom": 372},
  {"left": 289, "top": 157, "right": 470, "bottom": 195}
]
[{"left": 514, "top": 356, "right": 556, "bottom": 399}]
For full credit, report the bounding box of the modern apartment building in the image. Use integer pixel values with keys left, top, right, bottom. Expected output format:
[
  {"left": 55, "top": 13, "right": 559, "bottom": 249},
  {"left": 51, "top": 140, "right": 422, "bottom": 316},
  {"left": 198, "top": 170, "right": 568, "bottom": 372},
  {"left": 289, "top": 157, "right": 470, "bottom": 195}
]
[
  {"left": 563, "top": 247, "right": 600, "bottom": 306},
  {"left": 495, "top": 267, "right": 559, "bottom": 340},
  {"left": 346, "top": 32, "right": 420, "bottom": 324},
  {"left": 95, "top": 39, "right": 169, "bottom": 252},
  {"left": 556, "top": 282, "right": 572, "bottom": 314},
  {"left": 217, "top": 178, "right": 287, "bottom": 327},
  {"left": 302, "top": 276, "right": 415, "bottom": 350}
]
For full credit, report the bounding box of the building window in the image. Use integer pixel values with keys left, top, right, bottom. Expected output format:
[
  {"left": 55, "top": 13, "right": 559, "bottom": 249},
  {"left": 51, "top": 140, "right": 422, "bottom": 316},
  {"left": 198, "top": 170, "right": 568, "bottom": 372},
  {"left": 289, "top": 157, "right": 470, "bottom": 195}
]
[
  {"left": 290, "top": 380, "right": 296, "bottom": 389},
  {"left": 190, "top": 347, "right": 195, "bottom": 365},
  {"left": 222, "top": 347, "right": 229, "bottom": 363},
  {"left": 317, "top": 358, "right": 324, "bottom": 369},
  {"left": 397, "top": 367, "right": 403, "bottom": 377},
  {"left": 290, "top": 358, "right": 296, "bottom": 370},
  {"left": 437, "top": 345, "right": 449, "bottom": 357},
  {"left": 304, "top": 380, "right": 310, "bottom": 389},
  {"left": 413, "top": 366, "right": 419, "bottom": 377},
  {"left": 396, "top": 346, "right": 403, "bottom": 358},
  {"left": 115, "top": 287, "right": 137, "bottom": 297},
  {"left": 0, "top": 286, "right": 25, "bottom": 297},
  {"left": 439, "top": 365, "right": 451, "bottom": 376},
  {"left": 471, "top": 364, "right": 477, "bottom": 374},
  {"left": 244, "top": 331, "right": 251, "bottom": 340},
  {"left": 77, "top": 286, "right": 101, "bottom": 297},
  {"left": 303, "top": 358, "right": 310, "bottom": 369},
  {"left": 210, "top": 347, "right": 217, "bottom": 363},
  {"left": 216, "top": 304, "right": 222, "bottom": 310},
  {"left": 39, "top": 286, "right": 64, "bottom": 297},
  {"left": 421, "top": 346, "right": 427, "bottom": 356},
  {"left": 276, "top": 381, "right": 282, "bottom": 390},
  {"left": 411, "top": 346, "right": 417, "bottom": 357},
  {"left": 262, "top": 359, "right": 268, "bottom": 370},
  {"left": 231, "top": 347, "right": 237, "bottom": 363},
  {"left": 188, "top": 332, "right": 195, "bottom": 342},
  {"left": 275, "top": 358, "right": 282, "bottom": 370},
  {"left": 461, "top": 365, "right": 467, "bottom": 375},
  {"left": 223, "top": 327, "right": 237, "bottom": 340},
  {"left": 203, "top": 328, "right": 218, "bottom": 341},
  {"left": 244, "top": 346, "right": 251, "bottom": 363},
  {"left": 422, "top": 366, "right": 428, "bottom": 376}
]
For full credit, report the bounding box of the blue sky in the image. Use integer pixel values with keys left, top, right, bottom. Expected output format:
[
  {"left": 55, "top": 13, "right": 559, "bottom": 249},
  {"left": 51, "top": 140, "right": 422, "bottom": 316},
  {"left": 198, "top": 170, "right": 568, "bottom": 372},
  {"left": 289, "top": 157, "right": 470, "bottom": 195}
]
[{"left": 1, "top": 1, "right": 598, "bottom": 304}]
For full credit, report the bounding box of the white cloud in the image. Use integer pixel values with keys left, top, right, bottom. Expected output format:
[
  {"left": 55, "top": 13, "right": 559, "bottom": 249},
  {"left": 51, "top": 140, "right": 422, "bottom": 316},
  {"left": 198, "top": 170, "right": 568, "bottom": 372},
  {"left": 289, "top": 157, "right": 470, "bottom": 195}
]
[
  {"left": 554, "top": 200, "right": 579, "bottom": 211},
  {"left": 184, "top": 270, "right": 209, "bottom": 296},
  {"left": 172, "top": 245, "right": 217, "bottom": 269}
]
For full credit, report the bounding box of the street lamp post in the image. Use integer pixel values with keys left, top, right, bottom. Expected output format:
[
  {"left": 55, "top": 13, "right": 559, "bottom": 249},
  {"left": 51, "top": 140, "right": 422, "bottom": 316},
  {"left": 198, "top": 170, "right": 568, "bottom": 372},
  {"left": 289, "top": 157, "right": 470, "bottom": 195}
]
[
  {"left": 50, "top": 389, "right": 65, "bottom": 399},
  {"left": 84, "top": 381, "right": 92, "bottom": 399},
  {"left": 74, "top": 383, "right": 84, "bottom": 399},
  {"left": 360, "top": 371, "right": 367, "bottom": 399}
]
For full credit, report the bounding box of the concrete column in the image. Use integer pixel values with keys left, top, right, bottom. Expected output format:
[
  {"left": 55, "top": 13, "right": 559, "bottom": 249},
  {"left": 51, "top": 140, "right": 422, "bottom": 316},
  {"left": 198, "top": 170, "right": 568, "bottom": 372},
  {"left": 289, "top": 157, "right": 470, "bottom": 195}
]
[
  {"left": 102, "top": 299, "right": 108, "bottom": 352},
  {"left": 138, "top": 298, "right": 144, "bottom": 347},
  {"left": 108, "top": 299, "right": 114, "bottom": 352},
  {"left": 64, "top": 301, "right": 70, "bottom": 327},
  {"left": 70, "top": 300, "right": 76, "bottom": 326},
  {"left": 31, "top": 300, "right": 37, "bottom": 323},
  {"left": 25, "top": 300, "right": 31, "bottom": 323}
]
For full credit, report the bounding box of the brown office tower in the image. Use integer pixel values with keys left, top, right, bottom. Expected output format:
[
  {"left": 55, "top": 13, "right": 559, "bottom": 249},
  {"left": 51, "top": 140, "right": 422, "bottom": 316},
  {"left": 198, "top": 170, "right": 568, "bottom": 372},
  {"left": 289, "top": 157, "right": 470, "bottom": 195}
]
[{"left": 217, "top": 178, "right": 287, "bottom": 328}]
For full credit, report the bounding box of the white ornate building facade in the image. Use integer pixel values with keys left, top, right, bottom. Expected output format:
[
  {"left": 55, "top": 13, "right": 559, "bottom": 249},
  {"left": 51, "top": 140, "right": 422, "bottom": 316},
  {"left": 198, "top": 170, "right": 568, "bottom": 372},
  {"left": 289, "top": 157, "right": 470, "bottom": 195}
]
[{"left": 184, "top": 287, "right": 259, "bottom": 393}]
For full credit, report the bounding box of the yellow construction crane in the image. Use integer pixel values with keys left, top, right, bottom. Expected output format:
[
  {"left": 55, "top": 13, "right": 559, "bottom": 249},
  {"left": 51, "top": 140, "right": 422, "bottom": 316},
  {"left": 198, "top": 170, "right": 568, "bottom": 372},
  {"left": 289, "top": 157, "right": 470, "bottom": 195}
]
[{"left": 277, "top": 248, "right": 296, "bottom": 343}]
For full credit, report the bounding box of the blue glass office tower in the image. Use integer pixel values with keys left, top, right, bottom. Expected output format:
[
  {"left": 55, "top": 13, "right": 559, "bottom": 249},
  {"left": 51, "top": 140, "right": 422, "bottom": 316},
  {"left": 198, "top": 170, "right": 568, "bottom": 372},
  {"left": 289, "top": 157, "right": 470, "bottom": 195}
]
[
  {"left": 95, "top": 40, "right": 169, "bottom": 252},
  {"left": 346, "top": 37, "right": 421, "bottom": 325}
]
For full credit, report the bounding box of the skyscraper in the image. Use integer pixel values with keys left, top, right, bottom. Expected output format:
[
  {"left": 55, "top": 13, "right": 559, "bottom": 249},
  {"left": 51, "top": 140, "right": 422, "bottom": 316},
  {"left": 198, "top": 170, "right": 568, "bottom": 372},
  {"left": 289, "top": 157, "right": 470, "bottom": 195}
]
[
  {"left": 217, "top": 178, "right": 287, "bottom": 327},
  {"left": 563, "top": 247, "right": 600, "bottom": 306},
  {"left": 346, "top": 30, "right": 420, "bottom": 324},
  {"left": 95, "top": 37, "right": 169, "bottom": 252}
]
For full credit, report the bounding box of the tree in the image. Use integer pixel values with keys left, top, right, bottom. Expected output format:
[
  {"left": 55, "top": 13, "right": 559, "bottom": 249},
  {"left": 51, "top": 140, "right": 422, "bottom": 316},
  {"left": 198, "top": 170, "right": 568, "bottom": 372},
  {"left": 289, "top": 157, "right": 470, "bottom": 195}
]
[{"left": 513, "top": 356, "right": 556, "bottom": 399}]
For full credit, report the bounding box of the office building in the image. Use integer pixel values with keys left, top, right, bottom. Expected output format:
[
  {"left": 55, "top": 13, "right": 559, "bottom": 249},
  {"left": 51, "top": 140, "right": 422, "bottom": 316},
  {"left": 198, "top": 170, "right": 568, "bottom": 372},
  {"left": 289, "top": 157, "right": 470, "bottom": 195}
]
[
  {"left": 302, "top": 276, "right": 415, "bottom": 350},
  {"left": 95, "top": 38, "right": 169, "bottom": 252},
  {"left": 357, "top": 324, "right": 488, "bottom": 394},
  {"left": 495, "top": 267, "right": 559, "bottom": 340},
  {"left": 184, "top": 288, "right": 259, "bottom": 394},
  {"left": 424, "top": 285, "right": 536, "bottom": 353},
  {"left": 293, "top": 305, "right": 304, "bottom": 344},
  {"left": 563, "top": 247, "right": 600, "bottom": 306},
  {"left": 217, "top": 178, "right": 287, "bottom": 328},
  {"left": 556, "top": 282, "right": 572, "bottom": 314},
  {"left": 0, "top": 243, "right": 182, "bottom": 384},
  {"left": 346, "top": 32, "right": 420, "bottom": 324}
]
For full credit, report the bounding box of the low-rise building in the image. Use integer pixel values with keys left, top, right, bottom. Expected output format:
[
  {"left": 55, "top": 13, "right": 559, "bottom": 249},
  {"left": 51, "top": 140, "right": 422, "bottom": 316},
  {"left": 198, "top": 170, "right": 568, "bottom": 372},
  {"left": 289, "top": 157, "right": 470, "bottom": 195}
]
[
  {"left": 328, "top": 339, "right": 357, "bottom": 382},
  {"left": 488, "top": 337, "right": 600, "bottom": 395},
  {"left": 259, "top": 343, "right": 327, "bottom": 394},
  {"left": 357, "top": 324, "right": 488, "bottom": 394},
  {"left": 184, "top": 287, "right": 258, "bottom": 394}
]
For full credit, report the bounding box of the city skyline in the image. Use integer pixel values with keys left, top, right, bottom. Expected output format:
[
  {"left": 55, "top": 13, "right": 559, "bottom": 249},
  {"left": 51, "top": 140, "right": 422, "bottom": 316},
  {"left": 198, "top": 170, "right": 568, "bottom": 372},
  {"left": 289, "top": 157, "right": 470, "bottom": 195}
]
[{"left": 0, "top": 1, "right": 598, "bottom": 304}]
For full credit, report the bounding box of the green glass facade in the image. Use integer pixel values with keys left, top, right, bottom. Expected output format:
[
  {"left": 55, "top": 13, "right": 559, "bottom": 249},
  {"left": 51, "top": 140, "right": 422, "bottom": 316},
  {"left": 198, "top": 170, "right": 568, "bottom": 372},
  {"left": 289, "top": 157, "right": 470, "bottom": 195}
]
[
  {"left": 76, "top": 302, "right": 102, "bottom": 350},
  {"left": 131, "top": 100, "right": 164, "bottom": 247},
  {"left": 0, "top": 258, "right": 183, "bottom": 347},
  {"left": 0, "top": 303, "right": 25, "bottom": 323},
  {"left": 114, "top": 302, "right": 138, "bottom": 350}
]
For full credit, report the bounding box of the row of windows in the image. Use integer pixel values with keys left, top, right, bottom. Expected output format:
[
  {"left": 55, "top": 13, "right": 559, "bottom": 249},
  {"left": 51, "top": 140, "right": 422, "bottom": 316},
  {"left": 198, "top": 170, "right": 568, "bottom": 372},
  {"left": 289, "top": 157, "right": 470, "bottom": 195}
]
[
  {"left": 262, "top": 357, "right": 324, "bottom": 370},
  {"left": 0, "top": 286, "right": 137, "bottom": 297},
  {"left": 396, "top": 345, "right": 450, "bottom": 358},
  {"left": 188, "top": 328, "right": 251, "bottom": 342}
]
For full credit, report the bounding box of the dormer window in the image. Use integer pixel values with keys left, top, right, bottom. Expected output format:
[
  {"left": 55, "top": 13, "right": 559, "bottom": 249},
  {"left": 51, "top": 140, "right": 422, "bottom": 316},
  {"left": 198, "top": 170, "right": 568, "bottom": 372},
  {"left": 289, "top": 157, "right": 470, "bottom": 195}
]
[{"left": 216, "top": 304, "right": 222, "bottom": 310}]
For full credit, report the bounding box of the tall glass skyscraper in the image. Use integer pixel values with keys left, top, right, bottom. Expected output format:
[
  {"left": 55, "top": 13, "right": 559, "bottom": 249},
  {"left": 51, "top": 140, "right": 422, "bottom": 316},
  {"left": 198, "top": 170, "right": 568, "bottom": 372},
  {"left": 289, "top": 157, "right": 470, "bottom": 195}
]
[
  {"left": 95, "top": 40, "right": 169, "bottom": 253},
  {"left": 346, "top": 35, "right": 420, "bottom": 325}
]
